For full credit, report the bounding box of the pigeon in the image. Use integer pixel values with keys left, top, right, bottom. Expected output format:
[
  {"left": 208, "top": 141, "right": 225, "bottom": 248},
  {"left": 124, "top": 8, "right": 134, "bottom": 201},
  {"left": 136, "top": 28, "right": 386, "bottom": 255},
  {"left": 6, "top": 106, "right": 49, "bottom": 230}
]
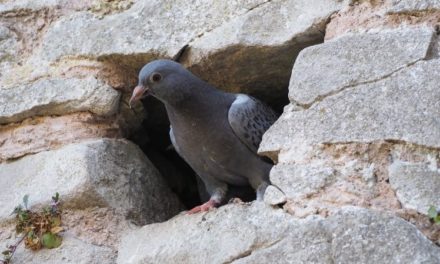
[{"left": 129, "top": 59, "right": 278, "bottom": 214}]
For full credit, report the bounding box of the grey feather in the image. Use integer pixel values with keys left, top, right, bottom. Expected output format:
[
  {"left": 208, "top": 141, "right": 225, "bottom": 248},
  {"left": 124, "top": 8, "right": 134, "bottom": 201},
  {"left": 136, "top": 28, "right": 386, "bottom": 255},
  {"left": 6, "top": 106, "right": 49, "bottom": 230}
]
[
  {"left": 169, "top": 126, "right": 180, "bottom": 154},
  {"left": 228, "top": 94, "right": 278, "bottom": 153}
]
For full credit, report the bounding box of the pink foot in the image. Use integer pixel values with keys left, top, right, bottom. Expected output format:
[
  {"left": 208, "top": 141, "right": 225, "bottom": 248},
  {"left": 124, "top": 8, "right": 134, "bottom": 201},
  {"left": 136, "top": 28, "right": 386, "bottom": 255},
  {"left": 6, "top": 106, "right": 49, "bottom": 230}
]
[{"left": 187, "top": 199, "right": 218, "bottom": 214}]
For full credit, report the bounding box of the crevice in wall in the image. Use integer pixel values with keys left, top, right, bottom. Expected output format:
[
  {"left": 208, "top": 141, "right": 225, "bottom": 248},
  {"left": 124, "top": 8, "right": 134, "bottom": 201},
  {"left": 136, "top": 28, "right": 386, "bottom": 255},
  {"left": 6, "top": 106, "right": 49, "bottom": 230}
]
[{"left": 101, "top": 35, "right": 327, "bottom": 209}]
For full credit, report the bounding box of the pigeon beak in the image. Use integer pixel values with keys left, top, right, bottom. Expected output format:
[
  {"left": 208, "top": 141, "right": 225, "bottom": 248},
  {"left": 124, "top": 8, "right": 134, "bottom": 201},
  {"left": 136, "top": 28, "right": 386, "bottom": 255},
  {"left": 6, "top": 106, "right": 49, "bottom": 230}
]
[{"left": 129, "top": 85, "right": 149, "bottom": 108}]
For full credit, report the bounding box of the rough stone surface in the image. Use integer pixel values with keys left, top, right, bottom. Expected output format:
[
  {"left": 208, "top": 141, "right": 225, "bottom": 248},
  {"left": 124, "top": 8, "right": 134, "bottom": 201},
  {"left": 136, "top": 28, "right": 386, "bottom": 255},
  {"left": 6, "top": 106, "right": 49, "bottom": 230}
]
[
  {"left": 0, "top": 77, "right": 121, "bottom": 124},
  {"left": 1, "top": 0, "right": 440, "bottom": 262},
  {"left": 388, "top": 0, "right": 440, "bottom": 13},
  {"left": 263, "top": 185, "right": 286, "bottom": 206},
  {"left": 0, "top": 139, "right": 183, "bottom": 223},
  {"left": 0, "top": 112, "right": 121, "bottom": 161},
  {"left": 0, "top": 233, "right": 116, "bottom": 264},
  {"left": 389, "top": 160, "right": 440, "bottom": 214},
  {"left": 261, "top": 50, "right": 440, "bottom": 156},
  {"left": 325, "top": 1, "right": 440, "bottom": 40},
  {"left": 184, "top": 0, "right": 351, "bottom": 104},
  {"left": 38, "top": 0, "right": 270, "bottom": 61},
  {"left": 0, "top": 24, "right": 18, "bottom": 73},
  {"left": 270, "top": 164, "right": 335, "bottom": 199},
  {"left": 38, "top": 0, "right": 349, "bottom": 60},
  {"left": 118, "top": 204, "right": 440, "bottom": 264},
  {"left": 259, "top": 24, "right": 440, "bottom": 245},
  {"left": 24, "top": 0, "right": 352, "bottom": 107},
  {"left": 289, "top": 27, "right": 433, "bottom": 105}
]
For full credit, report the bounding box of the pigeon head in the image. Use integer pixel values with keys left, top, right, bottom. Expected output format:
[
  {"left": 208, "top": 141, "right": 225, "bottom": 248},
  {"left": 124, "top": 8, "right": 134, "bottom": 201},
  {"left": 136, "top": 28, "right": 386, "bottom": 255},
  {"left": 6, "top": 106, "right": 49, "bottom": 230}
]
[{"left": 129, "top": 59, "right": 197, "bottom": 107}]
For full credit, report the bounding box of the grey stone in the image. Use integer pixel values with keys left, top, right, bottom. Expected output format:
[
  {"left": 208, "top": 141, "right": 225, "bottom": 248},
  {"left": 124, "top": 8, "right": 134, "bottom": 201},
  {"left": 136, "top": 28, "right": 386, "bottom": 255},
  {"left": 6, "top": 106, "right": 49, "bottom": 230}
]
[
  {"left": 184, "top": 0, "right": 351, "bottom": 102},
  {"left": 270, "top": 164, "right": 335, "bottom": 199},
  {"left": 0, "top": 233, "right": 116, "bottom": 264},
  {"left": 117, "top": 204, "right": 440, "bottom": 264},
  {"left": 260, "top": 58, "right": 440, "bottom": 155},
  {"left": 38, "top": 0, "right": 269, "bottom": 61},
  {"left": 325, "top": 207, "right": 440, "bottom": 264},
  {"left": 263, "top": 185, "right": 287, "bottom": 206},
  {"left": 0, "top": 25, "right": 18, "bottom": 74},
  {"left": 36, "top": 0, "right": 351, "bottom": 105},
  {"left": 0, "top": 139, "right": 183, "bottom": 223},
  {"left": 0, "top": 77, "right": 120, "bottom": 124},
  {"left": 0, "top": 0, "right": 62, "bottom": 14},
  {"left": 288, "top": 27, "right": 434, "bottom": 105},
  {"left": 389, "top": 160, "right": 440, "bottom": 215},
  {"left": 388, "top": 0, "right": 440, "bottom": 13}
]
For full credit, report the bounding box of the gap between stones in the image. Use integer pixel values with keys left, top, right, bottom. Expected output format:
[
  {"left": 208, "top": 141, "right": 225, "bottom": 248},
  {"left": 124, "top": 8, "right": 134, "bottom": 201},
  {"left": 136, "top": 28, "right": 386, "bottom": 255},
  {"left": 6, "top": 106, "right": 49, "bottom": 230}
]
[{"left": 98, "top": 42, "right": 320, "bottom": 209}]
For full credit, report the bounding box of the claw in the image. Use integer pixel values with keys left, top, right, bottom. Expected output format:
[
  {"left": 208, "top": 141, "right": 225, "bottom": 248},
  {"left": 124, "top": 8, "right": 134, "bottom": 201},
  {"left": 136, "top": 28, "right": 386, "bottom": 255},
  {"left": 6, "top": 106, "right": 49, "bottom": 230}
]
[{"left": 187, "top": 199, "right": 218, "bottom": 214}]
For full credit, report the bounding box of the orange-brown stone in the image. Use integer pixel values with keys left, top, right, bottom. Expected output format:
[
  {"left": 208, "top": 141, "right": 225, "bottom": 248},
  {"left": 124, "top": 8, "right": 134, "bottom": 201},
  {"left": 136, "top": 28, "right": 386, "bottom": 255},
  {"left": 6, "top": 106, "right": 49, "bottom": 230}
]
[{"left": 0, "top": 112, "right": 121, "bottom": 161}]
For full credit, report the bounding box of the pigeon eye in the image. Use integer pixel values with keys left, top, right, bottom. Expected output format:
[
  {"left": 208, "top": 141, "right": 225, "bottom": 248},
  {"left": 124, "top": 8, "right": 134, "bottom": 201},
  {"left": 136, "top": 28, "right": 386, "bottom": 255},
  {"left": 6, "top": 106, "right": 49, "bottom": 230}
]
[{"left": 150, "top": 72, "right": 162, "bottom": 83}]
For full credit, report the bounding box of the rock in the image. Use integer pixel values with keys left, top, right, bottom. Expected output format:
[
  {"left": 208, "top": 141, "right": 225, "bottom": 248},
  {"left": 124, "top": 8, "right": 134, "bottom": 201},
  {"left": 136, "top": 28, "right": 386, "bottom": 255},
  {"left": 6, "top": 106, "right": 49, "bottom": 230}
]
[
  {"left": 117, "top": 204, "right": 440, "bottom": 264},
  {"left": 263, "top": 185, "right": 286, "bottom": 206},
  {"left": 0, "top": 139, "right": 183, "bottom": 223},
  {"left": 185, "top": 0, "right": 351, "bottom": 104},
  {"left": 260, "top": 47, "right": 440, "bottom": 156},
  {"left": 38, "top": 0, "right": 270, "bottom": 62},
  {"left": 289, "top": 27, "right": 433, "bottom": 105},
  {"left": 389, "top": 160, "right": 440, "bottom": 215},
  {"left": 387, "top": 0, "right": 440, "bottom": 13},
  {"left": 1, "top": 233, "right": 116, "bottom": 264},
  {"left": 0, "top": 0, "right": 62, "bottom": 14},
  {"left": 0, "top": 112, "right": 121, "bottom": 161},
  {"left": 0, "top": 77, "right": 121, "bottom": 124},
  {"left": 35, "top": 0, "right": 352, "bottom": 106},
  {"left": 269, "top": 164, "right": 335, "bottom": 199},
  {"left": 325, "top": 1, "right": 440, "bottom": 41},
  {"left": 0, "top": 24, "right": 18, "bottom": 75},
  {"left": 324, "top": 207, "right": 440, "bottom": 264}
]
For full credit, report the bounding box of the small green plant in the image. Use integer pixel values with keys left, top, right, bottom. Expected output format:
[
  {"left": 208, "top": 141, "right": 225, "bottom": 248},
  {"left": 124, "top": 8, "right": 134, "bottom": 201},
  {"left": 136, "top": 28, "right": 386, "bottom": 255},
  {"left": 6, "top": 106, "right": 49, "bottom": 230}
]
[
  {"left": 1, "top": 193, "right": 63, "bottom": 264},
  {"left": 428, "top": 205, "right": 440, "bottom": 224}
]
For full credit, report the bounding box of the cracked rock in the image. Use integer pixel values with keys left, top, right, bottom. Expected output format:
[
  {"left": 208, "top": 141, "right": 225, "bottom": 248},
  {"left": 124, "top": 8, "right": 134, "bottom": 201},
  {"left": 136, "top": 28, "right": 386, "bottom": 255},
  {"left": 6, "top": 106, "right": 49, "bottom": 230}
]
[
  {"left": 0, "top": 139, "right": 183, "bottom": 223},
  {"left": 269, "top": 164, "right": 335, "bottom": 199},
  {"left": 387, "top": 0, "right": 440, "bottom": 13},
  {"left": 289, "top": 26, "right": 434, "bottom": 105},
  {"left": 117, "top": 204, "right": 440, "bottom": 264},
  {"left": 0, "top": 77, "right": 120, "bottom": 124},
  {"left": 389, "top": 160, "right": 440, "bottom": 215},
  {"left": 261, "top": 57, "right": 440, "bottom": 155},
  {"left": 35, "top": 0, "right": 352, "bottom": 106},
  {"left": 263, "top": 185, "right": 286, "bottom": 206}
]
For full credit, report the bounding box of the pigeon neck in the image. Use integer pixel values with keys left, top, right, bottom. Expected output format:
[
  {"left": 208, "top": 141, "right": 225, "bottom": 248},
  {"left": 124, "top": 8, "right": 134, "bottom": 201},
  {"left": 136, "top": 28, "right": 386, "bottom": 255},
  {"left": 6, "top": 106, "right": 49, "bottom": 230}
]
[
  {"left": 165, "top": 86, "right": 232, "bottom": 126},
  {"left": 166, "top": 77, "right": 227, "bottom": 110}
]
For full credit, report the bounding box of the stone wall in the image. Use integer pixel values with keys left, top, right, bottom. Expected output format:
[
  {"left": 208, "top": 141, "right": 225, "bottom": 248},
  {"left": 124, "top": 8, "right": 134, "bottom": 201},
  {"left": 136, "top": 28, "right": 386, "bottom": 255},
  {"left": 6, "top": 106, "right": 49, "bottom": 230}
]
[{"left": 0, "top": 0, "right": 439, "bottom": 263}]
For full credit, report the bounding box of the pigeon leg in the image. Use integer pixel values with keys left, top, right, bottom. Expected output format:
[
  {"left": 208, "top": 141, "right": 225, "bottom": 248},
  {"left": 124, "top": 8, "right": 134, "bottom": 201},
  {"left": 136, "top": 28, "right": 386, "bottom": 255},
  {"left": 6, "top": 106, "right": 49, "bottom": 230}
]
[
  {"left": 187, "top": 199, "right": 219, "bottom": 214},
  {"left": 249, "top": 175, "right": 270, "bottom": 201},
  {"left": 187, "top": 181, "right": 227, "bottom": 214}
]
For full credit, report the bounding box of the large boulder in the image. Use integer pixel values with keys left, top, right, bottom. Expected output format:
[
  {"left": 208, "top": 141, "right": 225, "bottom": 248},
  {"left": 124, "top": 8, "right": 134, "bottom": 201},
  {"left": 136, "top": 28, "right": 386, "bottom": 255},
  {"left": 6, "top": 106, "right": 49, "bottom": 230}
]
[
  {"left": 0, "top": 139, "right": 183, "bottom": 223},
  {"left": 0, "top": 77, "right": 120, "bottom": 124},
  {"left": 259, "top": 24, "right": 440, "bottom": 238},
  {"left": 23, "top": 0, "right": 353, "bottom": 106},
  {"left": 118, "top": 204, "right": 440, "bottom": 264},
  {"left": 261, "top": 26, "right": 439, "bottom": 154},
  {"left": 0, "top": 112, "right": 121, "bottom": 162}
]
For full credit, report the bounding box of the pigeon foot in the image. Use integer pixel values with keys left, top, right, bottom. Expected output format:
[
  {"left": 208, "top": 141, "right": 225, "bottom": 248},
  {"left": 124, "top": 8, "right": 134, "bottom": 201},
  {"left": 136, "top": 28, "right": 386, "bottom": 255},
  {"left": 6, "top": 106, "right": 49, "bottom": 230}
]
[{"left": 187, "top": 199, "right": 218, "bottom": 214}]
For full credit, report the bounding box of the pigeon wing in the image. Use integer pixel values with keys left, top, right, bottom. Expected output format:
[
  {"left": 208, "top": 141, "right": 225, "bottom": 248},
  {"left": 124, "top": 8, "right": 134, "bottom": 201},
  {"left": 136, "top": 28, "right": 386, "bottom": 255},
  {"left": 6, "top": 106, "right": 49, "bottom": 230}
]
[{"left": 228, "top": 94, "right": 278, "bottom": 154}]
